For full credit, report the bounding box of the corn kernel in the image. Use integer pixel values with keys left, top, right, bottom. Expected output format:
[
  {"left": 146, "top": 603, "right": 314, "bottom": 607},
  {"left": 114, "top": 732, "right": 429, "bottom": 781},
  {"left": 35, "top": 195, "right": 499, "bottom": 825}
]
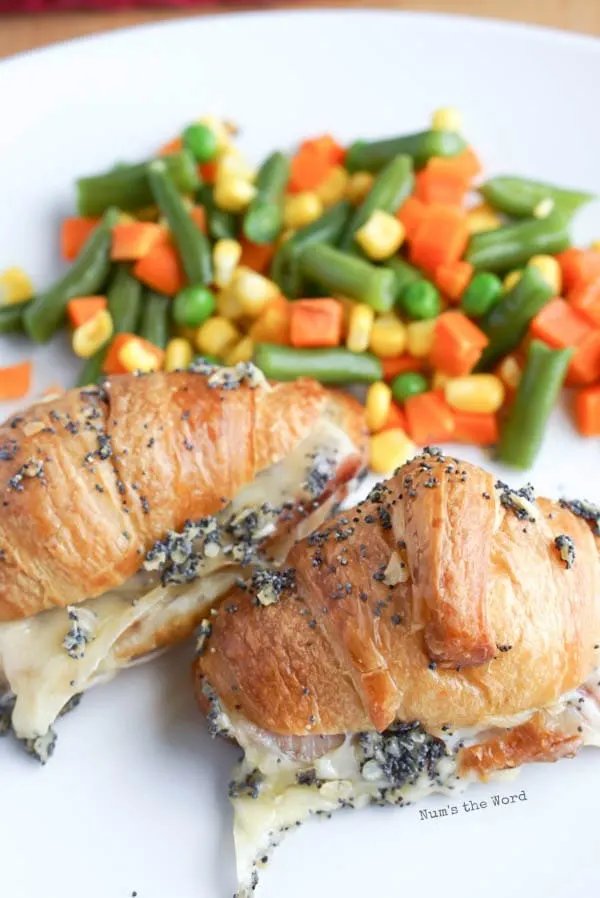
[
  {"left": 431, "top": 370, "right": 451, "bottom": 390},
  {"left": 346, "top": 302, "right": 375, "bottom": 353},
  {"left": 528, "top": 254, "right": 562, "bottom": 294},
  {"left": 216, "top": 287, "right": 245, "bottom": 321},
  {"left": 431, "top": 107, "right": 463, "bottom": 133},
  {"left": 0, "top": 267, "right": 34, "bottom": 305},
  {"left": 533, "top": 197, "right": 555, "bottom": 219},
  {"left": 217, "top": 147, "right": 256, "bottom": 182},
  {"left": 406, "top": 319, "right": 436, "bottom": 358},
  {"left": 195, "top": 316, "right": 240, "bottom": 359},
  {"left": 316, "top": 165, "right": 349, "bottom": 207},
  {"left": 592, "top": 240, "right": 600, "bottom": 252},
  {"left": 466, "top": 203, "right": 503, "bottom": 235},
  {"left": 214, "top": 177, "right": 257, "bottom": 213},
  {"left": 497, "top": 355, "right": 522, "bottom": 391},
  {"left": 444, "top": 374, "right": 505, "bottom": 414},
  {"left": 369, "top": 428, "right": 417, "bottom": 475},
  {"left": 230, "top": 267, "right": 279, "bottom": 317},
  {"left": 503, "top": 270, "right": 522, "bottom": 292},
  {"left": 369, "top": 315, "right": 407, "bottom": 358},
  {"left": 164, "top": 337, "right": 193, "bottom": 372},
  {"left": 213, "top": 239, "right": 243, "bottom": 289},
  {"left": 225, "top": 336, "right": 255, "bottom": 366},
  {"left": 284, "top": 192, "right": 324, "bottom": 230},
  {"left": 72, "top": 309, "right": 113, "bottom": 359},
  {"left": 118, "top": 337, "right": 162, "bottom": 373},
  {"left": 356, "top": 210, "right": 405, "bottom": 261},
  {"left": 366, "top": 382, "right": 392, "bottom": 433},
  {"left": 346, "top": 171, "right": 374, "bottom": 204}
]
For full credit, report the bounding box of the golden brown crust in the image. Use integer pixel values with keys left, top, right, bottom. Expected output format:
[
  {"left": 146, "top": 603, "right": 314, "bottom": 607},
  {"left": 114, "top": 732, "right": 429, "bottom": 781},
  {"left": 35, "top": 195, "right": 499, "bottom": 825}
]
[
  {"left": 197, "top": 454, "right": 600, "bottom": 735},
  {"left": 0, "top": 372, "right": 365, "bottom": 622}
]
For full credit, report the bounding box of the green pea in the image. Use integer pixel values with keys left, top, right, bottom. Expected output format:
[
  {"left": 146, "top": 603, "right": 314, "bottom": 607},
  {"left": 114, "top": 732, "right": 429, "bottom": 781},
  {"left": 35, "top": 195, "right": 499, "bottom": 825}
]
[
  {"left": 461, "top": 271, "right": 503, "bottom": 318},
  {"left": 173, "top": 285, "right": 216, "bottom": 327},
  {"left": 391, "top": 371, "right": 429, "bottom": 404},
  {"left": 400, "top": 280, "right": 442, "bottom": 320},
  {"left": 183, "top": 123, "right": 218, "bottom": 164}
]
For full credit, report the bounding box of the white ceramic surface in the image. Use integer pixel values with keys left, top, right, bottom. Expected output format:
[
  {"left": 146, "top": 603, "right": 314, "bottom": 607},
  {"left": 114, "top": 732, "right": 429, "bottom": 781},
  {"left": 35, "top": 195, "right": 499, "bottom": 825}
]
[{"left": 0, "top": 11, "right": 599, "bottom": 898}]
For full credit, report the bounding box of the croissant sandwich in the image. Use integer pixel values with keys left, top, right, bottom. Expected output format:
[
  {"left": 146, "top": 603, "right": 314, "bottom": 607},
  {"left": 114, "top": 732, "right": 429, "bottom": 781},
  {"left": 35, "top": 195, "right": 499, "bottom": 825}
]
[
  {"left": 0, "top": 362, "right": 366, "bottom": 758},
  {"left": 194, "top": 449, "right": 600, "bottom": 895}
]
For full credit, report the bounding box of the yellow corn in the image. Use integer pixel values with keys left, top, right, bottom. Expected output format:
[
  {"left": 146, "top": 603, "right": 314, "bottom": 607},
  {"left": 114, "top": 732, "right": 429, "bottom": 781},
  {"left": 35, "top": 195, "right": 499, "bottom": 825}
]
[
  {"left": 213, "top": 239, "right": 242, "bottom": 289},
  {"left": 529, "top": 254, "right": 562, "bottom": 294},
  {"left": 431, "top": 106, "right": 463, "bottom": 133},
  {"left": 346, "top": 171, "right": 374, "bottom": 204},
  {"left": 406, "top": 319, "right": 436, "bottom": 358},
  {"left": 366, "top": 382, "right": 392, "bottom": 433},
  {"left": 165, "top": 338, "right": 193, "bottom": 373},
  {"left": 466, "top": 203, "right": 503, "bottom": 235},
  {"left": 195, "top": 316, "right": 240, "bottom": 359},
  {"left": 316, "top": 165, "right": 349, "bottom": 207},
  {"left": 444, "top": 374, "right": 505, "bottom": 414},
  {"left": 217, "top": 147, "right": 256, "bottom": 182},
  {"left": 370, "top": 315, "right": 407, "bottom": 358},
  {"left": 72, "top": 309, "right": 113, "bottom": 359},
  {"left": 533, "top": 197, "right": 555, "bottom": 219},
  {"left": 346, "top": 302, "right": 375, "bottom": 353},
  {"left": 503, "top": 270, "right": 522, "bottom": 292},
  {"left": 370, "top": 429, "right": 417, "bottom": 475},
  {"left": 225, "top": 336, "right": 255, "bottom": 366},
  {"left": 230, "top": 266, "right": 279, "bottom": 317},
  {"left": 118, "top": 338, "right": 162, "bottom": 373},
  {"left": 497, "top": 354, "right": 522, "bottom": 391},
  {"left": 216, "top": 287, "right": 245, "bottom": 321},
  {"left": 431, "top": 370, "right": 451, "bottom": 390},
  {"left": 284, "top": 192, "right": 324, "bottom": 230},
  {"left": 214, "top": 176, "right": 256, "bottom": 213},
  {"left": 0, "top": 267, "right": 34, "bottom": 305},
  {"left": 356, "top": 211, "right": 405, "bottom": 262},
  {"left": 592, "top": 240, "right": 600, "bottom": 252}
]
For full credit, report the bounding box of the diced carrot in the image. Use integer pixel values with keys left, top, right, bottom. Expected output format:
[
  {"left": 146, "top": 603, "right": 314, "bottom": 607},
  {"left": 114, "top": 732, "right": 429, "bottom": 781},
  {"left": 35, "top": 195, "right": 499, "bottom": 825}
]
[
  {"left": 415, "top": 158, "right": 471, "bottom": 207},
  {"left": 240, "top": 238, "right": 275, "bottom": 274},
  {"left": 396, "top": 196, "right": 428, "bottom": 241},
  {"left": 404, "top": 390, "right": 455, "bottom": 445},
  {"left": 102, "top": 334, "right": 163, "bottom": 376},
  {"left": 199, "top": 161, "right": 218, "bottom": 184},
  {"left": 0, "top": 361, "right": 32, "bottom": 401},
  {"left": 530, "top": 297, "right": 592, "bottom": 349},
  {"left": 380, "top": 401, "right": 406, "bottom": 432},
  {"left": 133, "top": 243, "right": 185, "bottom": 296},
  {"left": 290, "top": 299, "right": 343, "bottom": 348},
  {"left": 566, "top": 329, "right": 600, "bottom": 387},
  {"left": 434, "top": 260, "right": 474, "bottom": 303},
  {"left": 300, "top": 134, "right": 346, "bottom": 166},
  {"left": 556, "top": 248, "right": 600, "bottom": 293},
  {"left": 452, "top": 410, "right": 499, "bottom": 445},
  {"left": 453, "top": 147, "right": 483, "bottom": 180},
  {"left": 568, "top": 276, "right": 600, "bottom": 327},
  {"left": 288, "top": 144, "right": 333, "bottom": 193},
  {"left": 410, "top": 204, "right": 469, "bottom": 273},
  {"left": 158, "top": 136, "right": 183, "bottom": 156},
  {"left": 249, "top": 296, "right": 292, "bottom": 345},
  {"left": 575, "top": 385, "right": 600, "bottom": 436},
  {"left": 111, "top": 223, "right": 166, "bottom": 262},
  {"left": 60, "top": 217, "right": 100, "bottom": 262},
  {"left": 430, "top": 311, "right": 489, "bottom": 377},
  {"left": 189, "top": 205, "right": 208, "bottom": 234},
  {"left": 382, "top": 354, "right": 426, "bottom": 381},
  {"left": 67, "top": 296, "right": 107, "bottom": 329}
]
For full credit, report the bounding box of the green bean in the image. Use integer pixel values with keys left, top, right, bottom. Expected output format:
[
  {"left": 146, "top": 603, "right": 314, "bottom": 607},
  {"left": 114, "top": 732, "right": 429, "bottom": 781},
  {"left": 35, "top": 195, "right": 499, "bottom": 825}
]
[
  {"left": 140, "top": 291, "right": 170, "bottom": 349},
  {"left": 299, "top": 244, "right": 395, "bottom": 313},
  {"left": 0, "top": 299, "right": 31, "bottom": 334},
  {"left": 254, "top": 343, "right": 382, "bottom": 384},
  {"left": 385, "top": 257, "right": 422, "bottom": 304},
  {"left": 77, "top": 347, "right": 108, "bottom": 387},
  {"left": 345, "top": 130, "right": 466, "bottom": 173},
  {"left": 271, "top": 200, "right": 351, "bottom": 298},
  {"left": 148, "top": 160, "right": 212, "bottom": 285},
  {"left": 24, "top": 207, "right": 118, "bottom": 343},
  {"left": 480, "top": 176, "right": 593, "bottom": 219},
  {"left": 339, "top": 154, "right": 414, "bottom": 252},
  {"left": 498, "top": 340, "right": 573, "bottom": 469},
  {"left": 476, "top": 265, "right": 554, "bottom": 371},
  {"left": 243, "top": 152, "right": 290, "bottom": 244},
  {"left": 197, "top": 185, "right": 237, "bottom": 241},
  {"left": 77, "top": 151, "right": 199, "bottom": 216},
  {"left": 465, "top": 211, "right": 571, "bottom": 272},
  {"left": 107, "top": 265, "right": 143, "bottom": 333}
]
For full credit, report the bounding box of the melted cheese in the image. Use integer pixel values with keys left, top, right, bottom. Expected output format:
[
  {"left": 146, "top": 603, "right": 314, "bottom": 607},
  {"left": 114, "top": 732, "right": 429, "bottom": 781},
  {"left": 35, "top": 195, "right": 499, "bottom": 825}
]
[{"left": 0, "top": 416, "right": 357, "bottom": 741}]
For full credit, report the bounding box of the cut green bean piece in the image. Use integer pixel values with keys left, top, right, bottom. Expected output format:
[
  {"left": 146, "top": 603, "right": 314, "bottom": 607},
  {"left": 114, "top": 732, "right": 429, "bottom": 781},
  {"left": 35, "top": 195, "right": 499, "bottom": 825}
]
[
  {"left": 339, "top": 154, "right": 414, "bottom": 252},
  {"left": 476, "top": 265, "right": 554, "bottom": 371},
  {"left": 243, "top": 152, "right": 290, "bottom": 244},
  {"left": 385, "top": 257, "right": 422, "bottom": 304},
  {"left": 24, "top": 207, "right": 119, "bottom": 343},
  {"left": 140, "top": 291, "right": 170, "bottom": 349},
  {"left": 465, "top": 211, "right": 571, "bottom": 272},
  {"left": 498, "top": 340, "right": 573, "bottom": 469},
  {"left": 254, "top": 343, "right": 382, "bottom": 384},
  {"left": 480, "top": 176, "right": 593, "bottom": 219},
  {"left": 107, "top": 265, "right": 143, "bottom": 334},
  {"left": 197, "top": 185, "right": 237, "bottom": 241},
  {"left": 345, "top": 130, "right": 467, "bottom": 173},
  {"left": 0, "top": 299, "right": 31, "bottom": 334},
  {"left": 77, "top": 150, "right": 199, "bottom": 216},
  {"left": 299, "top": 244, "right": 395, "bottom": 313},
  {"left": 77, "top": 346, "right": 108, "bottom": 387},
  {"left": 148, "top": 160, "right": 212, "bottom": 285}
]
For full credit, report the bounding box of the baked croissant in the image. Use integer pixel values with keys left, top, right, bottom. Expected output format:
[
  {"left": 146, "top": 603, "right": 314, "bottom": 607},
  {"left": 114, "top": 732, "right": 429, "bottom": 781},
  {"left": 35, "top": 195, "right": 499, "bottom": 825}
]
[
  {"left": 194, "top": 450, "right": 600, "bottom": 895},
  {"left": 0, "top": 363, "right": 366, "bottom": 755}
]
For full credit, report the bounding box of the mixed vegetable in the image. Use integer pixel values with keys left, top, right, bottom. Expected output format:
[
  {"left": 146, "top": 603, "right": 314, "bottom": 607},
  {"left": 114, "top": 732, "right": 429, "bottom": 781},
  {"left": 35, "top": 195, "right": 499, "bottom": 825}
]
[{"left": 1, "top": 110, "right": 599, "bottom": 473}]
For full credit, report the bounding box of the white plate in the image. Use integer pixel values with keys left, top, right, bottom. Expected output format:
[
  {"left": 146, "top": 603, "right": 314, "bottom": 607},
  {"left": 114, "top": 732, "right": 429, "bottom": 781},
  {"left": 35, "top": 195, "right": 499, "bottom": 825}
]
[{"left": 0, "top": 10, "right": 599, "bottom": 898}]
